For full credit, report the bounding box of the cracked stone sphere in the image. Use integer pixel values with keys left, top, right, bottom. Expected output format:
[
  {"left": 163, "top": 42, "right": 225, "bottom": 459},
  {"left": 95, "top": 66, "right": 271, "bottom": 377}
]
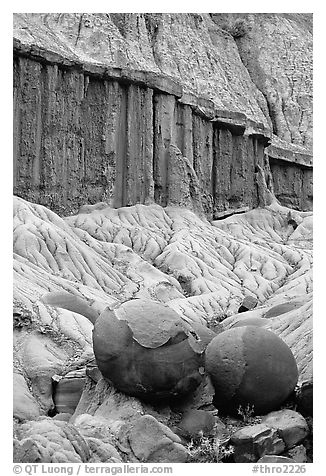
[
  {"left": 205, "top": 326, "right": 298, "bottom": 415},
  {"left": 93, "top": 299, "right": 215, "bottom": 400}
]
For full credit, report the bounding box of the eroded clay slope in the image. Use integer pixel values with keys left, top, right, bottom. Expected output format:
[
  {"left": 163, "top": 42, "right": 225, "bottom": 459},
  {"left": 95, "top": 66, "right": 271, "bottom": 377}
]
[
  {"left": 13, "top": 13, "right": 268, "bottom": 126},
  {"left": 13, "top": 196, "right": 312, "bottom": 422},
  {"left": 212, "top": 13, "right": 313, "bottom": 150}
]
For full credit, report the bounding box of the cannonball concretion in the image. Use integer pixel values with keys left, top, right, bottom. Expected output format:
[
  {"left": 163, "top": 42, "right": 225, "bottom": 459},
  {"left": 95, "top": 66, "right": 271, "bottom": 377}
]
[
  {"left": 205, "top": 326, "right": 298, "bottom": 414},
  {"left": 93, "top": 299, "right": 216, "bottom": 400}
]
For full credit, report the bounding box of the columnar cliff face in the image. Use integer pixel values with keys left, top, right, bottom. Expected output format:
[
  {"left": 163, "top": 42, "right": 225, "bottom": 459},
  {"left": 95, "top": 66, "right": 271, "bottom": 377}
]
[{"left": 13, "top": 13, "right": 313, "bottom": 215}]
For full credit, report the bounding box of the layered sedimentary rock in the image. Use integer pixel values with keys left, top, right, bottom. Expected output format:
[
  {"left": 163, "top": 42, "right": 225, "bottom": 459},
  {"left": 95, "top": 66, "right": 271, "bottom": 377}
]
[{"left": 13, "top": 13, "right": 312, "bottom": 215}]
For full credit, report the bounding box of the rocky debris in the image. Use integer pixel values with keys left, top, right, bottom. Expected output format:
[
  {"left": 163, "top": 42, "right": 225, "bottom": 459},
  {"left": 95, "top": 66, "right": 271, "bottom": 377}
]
[
  {"left": 262, "top": 409, "right": 309, "bottom": 449},
  {"left": 284, "top": 444, "right": 308, "bottom": 463},
  {"left": 230, "top": 423, "right": 285, "bottom": 463},
  {"left": 71, "top": 378, "right": 145, "bottom": 435},
  {"left": 169, "top": 375, "right": 215, "bottom": 414},
  {"left": 238, "top": 296, "right": 258, "bottom": 313},
  {"left": 258, "top": 455, "right": 295, "bottom": 463},
  {"left": 205, "top": 326, "right": 298, "bottom": 414},
  {"left": 295, "top": 380, "right": 313, "bottom": 416},
  {"left": 175, "top": 409, "right": 219, "bottom": 439},
  {"left": 52, "top": 369, "right": 86, "bottom": 414},
  {"left": 127, "top": 414, "right": 189, "bottom": 463},
  {"left": 13, "top": 373, "right": 41, "bottom": 421}
]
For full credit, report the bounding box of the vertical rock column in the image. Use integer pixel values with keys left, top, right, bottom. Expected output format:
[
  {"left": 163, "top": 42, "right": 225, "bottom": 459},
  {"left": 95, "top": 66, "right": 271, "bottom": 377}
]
[
  {"left": 212, "top": 126, "right": 264, "bottom": 216},
  {"left": 101, "top": 80, "right": 127, "bottom": 208},
  {"left": 174, "top": 102, "right": 194, "bottom": 164},
  {"left": 212, "top": 126, "right": 233, "bottom": 214},
  {"left": 192, "top": 114, "right": 214, "bottom": 217},
  {"left": 42, "top": 64, "right": 85, "bottom": 211},
  {"left": 269, "top": 159, "right": 313, "bottom": 211},
  {"left": 153, "top": 93, "right": 176, "bottom": 206},
  {"left": 13, "top": 57, "right": 87, "bottom": 213},
  {"left": 84, "top": 80, "right": 155, "bottom": 209},
  {"left": 122, "top": 84, "right": 154, "bottom": 207},
  {"left": 13, "top": 57, "right": 44, "bottom": 204}
]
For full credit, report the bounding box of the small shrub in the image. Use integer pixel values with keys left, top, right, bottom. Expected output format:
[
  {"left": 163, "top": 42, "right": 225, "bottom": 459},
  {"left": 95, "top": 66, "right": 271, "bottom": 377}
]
[
  {"left": 225, "top": 18, "right": 248, "bottom": 38},
  {"left": 187, "top": 431, "right": 234, "bottom": 463},
  {"left": 237, "top": 403, "right": 256, "bottom": 423},
  {"left": 13, "top": 309, "right": 33, "bottom": 329}
]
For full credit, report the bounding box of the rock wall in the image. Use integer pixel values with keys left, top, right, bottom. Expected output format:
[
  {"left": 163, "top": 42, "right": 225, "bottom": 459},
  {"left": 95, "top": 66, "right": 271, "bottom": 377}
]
[
  {"left": 269, "top": 159, "right": 312, "bottom": 211},
  {"left": 13, "top": 52, "right": 271, "bottom": 218},
  {"left": 13, "top": 13, "right": 313, "bottom": 215}
]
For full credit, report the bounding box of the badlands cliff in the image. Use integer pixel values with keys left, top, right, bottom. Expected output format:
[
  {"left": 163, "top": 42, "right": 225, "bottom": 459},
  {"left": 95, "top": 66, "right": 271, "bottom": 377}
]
[
  {"left": 13, "top": 13, "right": 312, "bottom": 216},
  {"left": 13, "top": 13, "right": 313, "bottom": 464}
]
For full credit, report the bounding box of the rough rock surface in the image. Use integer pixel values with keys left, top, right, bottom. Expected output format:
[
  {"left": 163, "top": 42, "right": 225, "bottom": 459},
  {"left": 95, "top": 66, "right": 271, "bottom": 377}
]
[
  {"left": 13, "top": 13, "right": 268, "bottom": 125},
  {"left": 13, "top": 418, "right": 90, "bottom": 463},
  {"left": 285, "top": 445, "right": 308, "bottom": 463},
  {"left": 231, "top": 423, "right": 285, "bottom": 463},
  {"left": 127, "top": 415, "right": 189, "bottom": 463},
  {"left": 13, "top": 373, "right": 41, "bottom": 421},
  {"left": 262, "top": 410, "right": 309, "bottom": 449},
  {"left": 13, "top": 13, "right": 312, "bottom": 214},
  {"left": 175, "top": 409, "right": 218, "bottom": 439},
  {"left": 212, "top": 14, "right": 312, "bottom": 150},
  {"left": 205, "top": 326, "right": 298, "bottom": 414},
  {"left": 295, "top": 380, "right": 313, "bottom": 416},
  {"left": 90, "top": 298, "right": 214, "bottom": 400}
]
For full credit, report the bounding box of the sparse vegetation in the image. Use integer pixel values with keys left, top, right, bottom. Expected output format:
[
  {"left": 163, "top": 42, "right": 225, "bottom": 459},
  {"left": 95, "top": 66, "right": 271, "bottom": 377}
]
[
  {"left": 237, "top": 404, "right": 260, "bottom": 424},
  {"left": 187, "top": 431, "right": 234, "bottom": 463},
  {"left": 13, "top": 309, "right": 33, "bottom": 329},
  {"left": 224, "top": 18, "right": 249, "bottom": 38}
]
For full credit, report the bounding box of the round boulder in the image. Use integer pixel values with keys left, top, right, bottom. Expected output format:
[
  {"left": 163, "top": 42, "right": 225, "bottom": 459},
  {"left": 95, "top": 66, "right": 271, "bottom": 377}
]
[
  {"left": 41, "top": 292, "right": 216, "bottom": 402},
  {"left": 231, "top": 317, "right": 268, "bottom": 328},
  {"left": 93, "top": 299, "right": 215, "bottom": 400},
  {"left": 205, "top": 326, "right": 298, "bottom": 415}
]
